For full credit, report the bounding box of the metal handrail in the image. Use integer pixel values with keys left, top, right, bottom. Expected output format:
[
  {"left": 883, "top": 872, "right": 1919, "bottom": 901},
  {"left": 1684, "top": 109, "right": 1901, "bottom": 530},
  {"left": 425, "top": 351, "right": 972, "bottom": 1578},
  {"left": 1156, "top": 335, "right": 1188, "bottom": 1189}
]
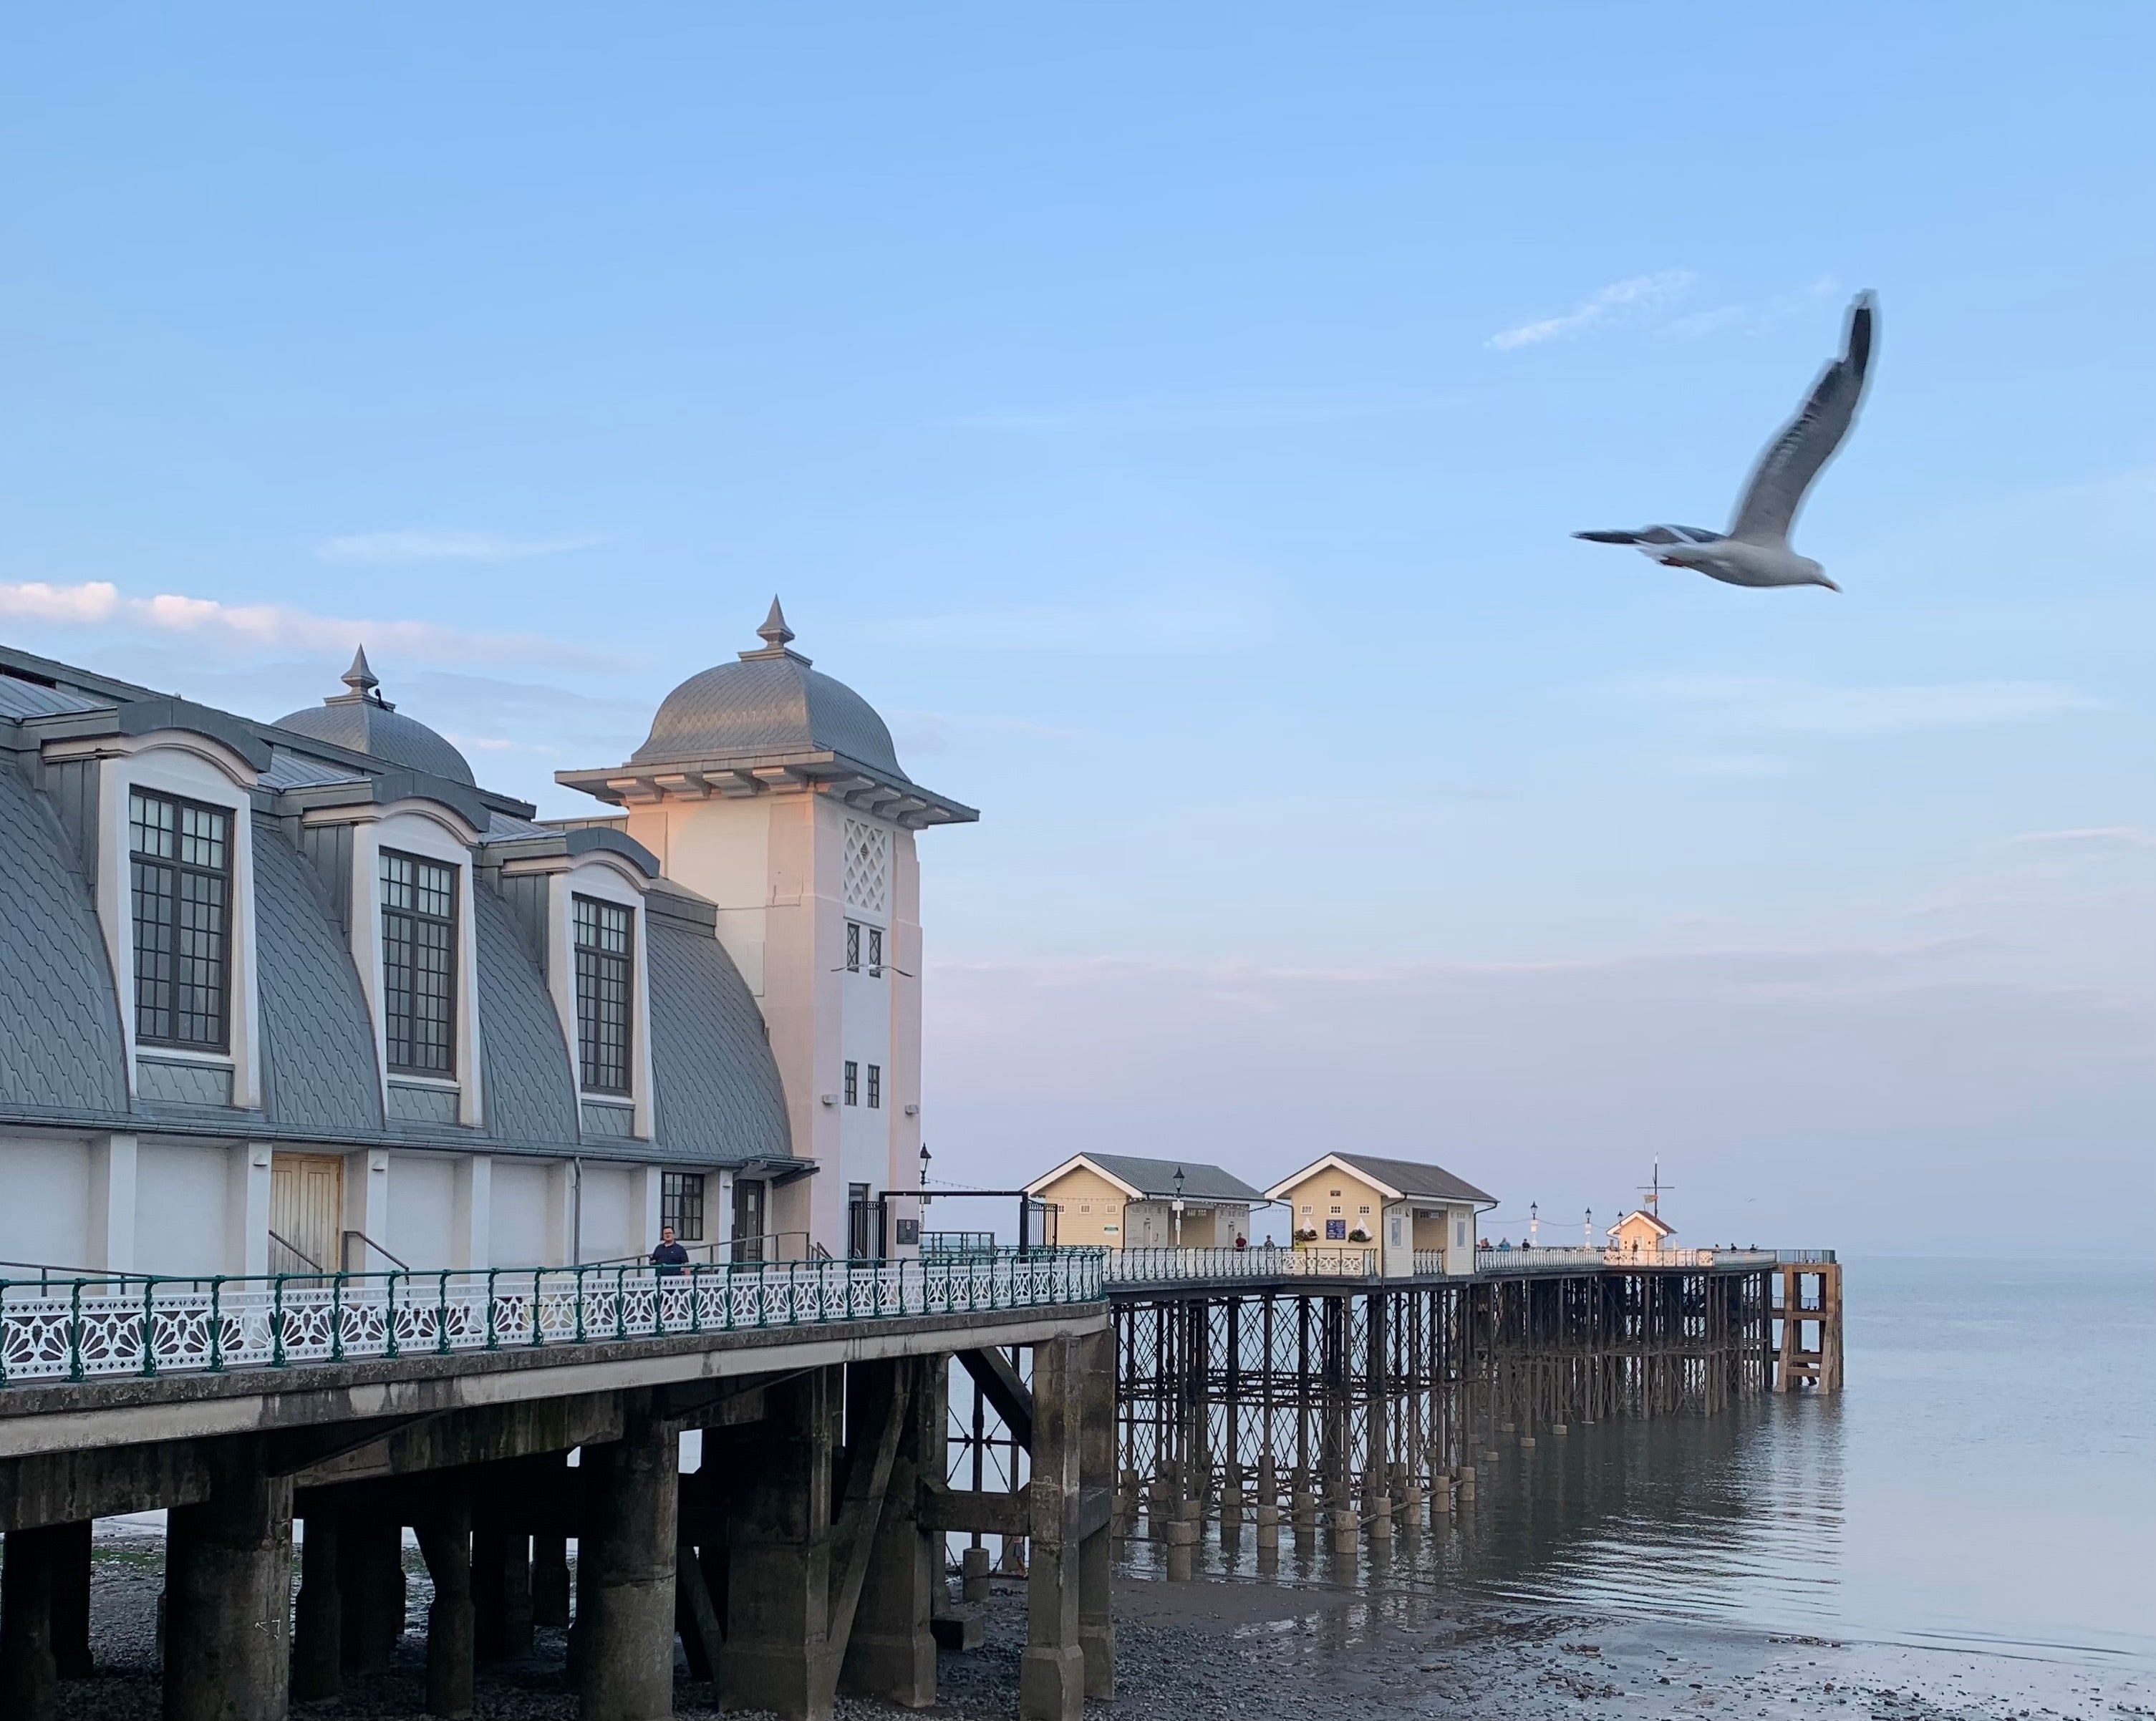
[
  {"left": 342, "top": 1229, "right": 409, "bottom": 1273},
  {"left": 0, "top": 1247, "right": 1108, "bottom": 1387}
]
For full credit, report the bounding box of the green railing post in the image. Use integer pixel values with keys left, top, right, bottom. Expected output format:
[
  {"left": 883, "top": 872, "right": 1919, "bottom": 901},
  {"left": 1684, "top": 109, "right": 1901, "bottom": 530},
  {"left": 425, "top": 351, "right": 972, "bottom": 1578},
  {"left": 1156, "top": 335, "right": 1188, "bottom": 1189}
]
[
  {"left": 139, "top": 1276, "right": 156, "bottom": 1377},
  {"left": 209, "top": 1277, "right": 224, "bottom": 1373},
  {"left": 485, "top": 1269, "right": 499, "bottom": 1351},
  {"left": 437, "top": 1270, "right": 452, "bottom": 1355},
  {"left": 615, "top": 1266, "right": 627, "bottom": 1341},
  {"left": 67, "top": 1279, "right": 83, "bottom": 1382},
  {"left": 530, "top": 1269, "right": 545, "bottom": 1347},
  {"left": 574, "top": 1266, "right": 588, "bottom": 1344},
  {"left": 385, "top": 1271, "right": 401, "bottom": 1360}
]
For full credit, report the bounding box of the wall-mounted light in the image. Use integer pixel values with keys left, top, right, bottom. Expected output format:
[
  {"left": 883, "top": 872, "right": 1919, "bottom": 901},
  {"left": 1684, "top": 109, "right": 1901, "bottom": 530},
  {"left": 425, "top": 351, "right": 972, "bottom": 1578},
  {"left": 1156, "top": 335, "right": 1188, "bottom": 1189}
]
[{"left": 820, "top": 1093, "right": 838, "bottom": 1107}]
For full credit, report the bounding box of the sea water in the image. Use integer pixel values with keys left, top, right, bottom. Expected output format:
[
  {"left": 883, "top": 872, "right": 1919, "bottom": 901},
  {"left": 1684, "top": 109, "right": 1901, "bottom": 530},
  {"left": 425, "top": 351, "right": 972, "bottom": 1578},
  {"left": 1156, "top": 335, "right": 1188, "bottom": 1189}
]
[{"left": 1141, "top": 1256, "right": 2156, "bottom": 1668}]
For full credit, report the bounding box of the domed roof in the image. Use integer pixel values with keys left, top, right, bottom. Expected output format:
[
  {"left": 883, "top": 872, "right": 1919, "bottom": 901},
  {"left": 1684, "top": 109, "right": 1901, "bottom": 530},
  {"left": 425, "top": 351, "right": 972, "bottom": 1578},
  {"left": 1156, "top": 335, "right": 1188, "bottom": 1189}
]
[
  {"left": 274, "top": 648, "right": 475, "bottom": 786},
  {"left": 630, "top": 600, "right": 907, "bottom": 780}
]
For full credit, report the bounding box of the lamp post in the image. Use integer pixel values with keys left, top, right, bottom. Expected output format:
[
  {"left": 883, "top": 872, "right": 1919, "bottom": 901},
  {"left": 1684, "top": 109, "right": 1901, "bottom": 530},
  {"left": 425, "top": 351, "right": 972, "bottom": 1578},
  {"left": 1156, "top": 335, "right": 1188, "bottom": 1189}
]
[
  {"left": 1529, "top": 1201, "right": 1539, "bottom": 1249},
  {"left": 918, "top": 1142, "right": 931, "bottom": 1191},
  {"left": 1171, "top": 1166, "right": 1186, "bottom": 1249},
  {"left": 1585, "top": 1207, "right": 1593, "bottom": 1250}
]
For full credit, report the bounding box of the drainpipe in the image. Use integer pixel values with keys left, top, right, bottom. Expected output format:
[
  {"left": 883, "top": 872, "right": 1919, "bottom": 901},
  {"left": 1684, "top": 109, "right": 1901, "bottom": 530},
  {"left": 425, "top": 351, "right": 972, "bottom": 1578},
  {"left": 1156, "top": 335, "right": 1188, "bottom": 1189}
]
[{"left": 571, "top": 1156, "right": 584, "bottom": 1266}]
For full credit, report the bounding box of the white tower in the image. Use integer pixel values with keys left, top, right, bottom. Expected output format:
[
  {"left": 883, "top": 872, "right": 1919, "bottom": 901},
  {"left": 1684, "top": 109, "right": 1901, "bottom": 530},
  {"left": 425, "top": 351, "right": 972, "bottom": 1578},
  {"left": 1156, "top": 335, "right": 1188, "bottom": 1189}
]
[{"left": 558, "top": 601, "right": 977, "bottom": 1256}]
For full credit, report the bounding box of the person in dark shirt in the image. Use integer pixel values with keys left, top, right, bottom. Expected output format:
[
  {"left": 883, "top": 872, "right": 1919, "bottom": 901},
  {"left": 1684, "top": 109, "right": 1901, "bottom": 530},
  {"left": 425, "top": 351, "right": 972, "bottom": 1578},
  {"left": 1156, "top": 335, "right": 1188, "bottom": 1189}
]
[{"left": 650, "top": 1226, "right": 690, "bottom": 1278}]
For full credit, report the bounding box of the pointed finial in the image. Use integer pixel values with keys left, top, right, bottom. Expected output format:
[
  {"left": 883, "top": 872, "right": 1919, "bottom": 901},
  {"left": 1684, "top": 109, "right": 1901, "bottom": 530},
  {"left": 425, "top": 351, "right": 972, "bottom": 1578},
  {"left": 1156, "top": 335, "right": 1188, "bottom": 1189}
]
[
  {"left": 330, "top": 644, "right": 392, "bottom": 709},
  {"left": 342, "top": 645, "right": 379, "bottom": 697},
  {"left": 758, "top": 596, "right": 795, "bottom": 650}
]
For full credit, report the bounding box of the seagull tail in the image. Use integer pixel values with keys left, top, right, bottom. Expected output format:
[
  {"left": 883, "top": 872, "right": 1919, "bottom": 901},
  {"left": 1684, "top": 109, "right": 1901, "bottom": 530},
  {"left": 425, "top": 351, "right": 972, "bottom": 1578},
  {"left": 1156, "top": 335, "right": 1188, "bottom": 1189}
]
[{"left": 1573, "top": 530, "right": 1645, "bottom": 544}]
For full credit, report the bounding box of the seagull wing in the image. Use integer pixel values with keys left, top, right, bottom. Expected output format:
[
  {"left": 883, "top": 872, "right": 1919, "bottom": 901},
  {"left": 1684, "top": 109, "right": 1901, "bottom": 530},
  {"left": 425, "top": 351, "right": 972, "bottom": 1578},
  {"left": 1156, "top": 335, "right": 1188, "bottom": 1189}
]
[{"left": 1728, "top": 291, "right": 1877, "bottom": 542}]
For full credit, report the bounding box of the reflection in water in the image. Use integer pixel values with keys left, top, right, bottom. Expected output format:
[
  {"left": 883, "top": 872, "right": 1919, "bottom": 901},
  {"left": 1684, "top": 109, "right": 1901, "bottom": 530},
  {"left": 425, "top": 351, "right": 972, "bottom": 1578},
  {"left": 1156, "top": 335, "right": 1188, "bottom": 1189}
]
[
  {"left": 1113, "top": 1261, "right": 2155, "bottom": 1667},
  {"left": 1123, "top": 1397, "right": 1846, "bottom": 1638}
]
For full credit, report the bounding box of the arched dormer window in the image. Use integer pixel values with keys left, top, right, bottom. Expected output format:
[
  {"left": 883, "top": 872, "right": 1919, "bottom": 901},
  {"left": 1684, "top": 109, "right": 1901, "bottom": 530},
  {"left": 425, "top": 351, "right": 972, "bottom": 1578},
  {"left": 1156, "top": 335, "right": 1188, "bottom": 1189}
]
[
  {"left": 37, "top": 711, "right": 268, "bottom": 1107},
  {"left": 300, "top": 795, "right": 486, "bottom": 1128}
]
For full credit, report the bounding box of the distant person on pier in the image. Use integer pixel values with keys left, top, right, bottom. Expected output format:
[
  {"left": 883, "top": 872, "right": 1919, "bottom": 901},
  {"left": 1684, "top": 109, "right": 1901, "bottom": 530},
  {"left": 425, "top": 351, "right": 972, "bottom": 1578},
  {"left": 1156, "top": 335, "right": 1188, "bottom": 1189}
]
[
  {"left": 1234, "top": 1232, "right": 1248, "bottom": 1251},
  {"left": 650, "top": 1226, "right": 690, "bottom": 1278}
]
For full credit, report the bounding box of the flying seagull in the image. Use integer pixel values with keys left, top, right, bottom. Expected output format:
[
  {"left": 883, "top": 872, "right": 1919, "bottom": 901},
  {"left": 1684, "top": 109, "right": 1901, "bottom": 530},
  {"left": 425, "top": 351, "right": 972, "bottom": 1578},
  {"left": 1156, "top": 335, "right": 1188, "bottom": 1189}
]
[{"left": 1575, "top": 291, "right": 1877, "bottom": 591}]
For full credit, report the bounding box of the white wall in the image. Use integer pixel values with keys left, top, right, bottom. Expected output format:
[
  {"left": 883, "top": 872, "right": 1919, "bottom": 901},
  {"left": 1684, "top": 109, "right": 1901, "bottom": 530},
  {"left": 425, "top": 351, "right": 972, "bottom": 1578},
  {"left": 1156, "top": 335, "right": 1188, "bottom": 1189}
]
[
  {"left": 0, "top": 1137, "right": 91, "bottom": 1269},
  {"left": 135, "top": 1142, "right": 230, "bottom": 1276},
  {"left": 576, "top": 1163, "right": 639, "bottom": 1262},
  {"left": 490, "top": 1159, "right": 553, "bottom": 1269},
  {"left": 386, "top": 1153, "right": 456, "bottom": 1270}
]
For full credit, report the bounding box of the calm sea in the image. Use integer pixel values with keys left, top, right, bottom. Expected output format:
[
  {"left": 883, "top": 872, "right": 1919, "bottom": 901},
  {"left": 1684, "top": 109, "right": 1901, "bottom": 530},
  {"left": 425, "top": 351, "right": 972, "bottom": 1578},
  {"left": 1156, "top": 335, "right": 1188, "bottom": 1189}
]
[{"left": 1145, "top": 1256, "right": 2156, "bottom": 1667}]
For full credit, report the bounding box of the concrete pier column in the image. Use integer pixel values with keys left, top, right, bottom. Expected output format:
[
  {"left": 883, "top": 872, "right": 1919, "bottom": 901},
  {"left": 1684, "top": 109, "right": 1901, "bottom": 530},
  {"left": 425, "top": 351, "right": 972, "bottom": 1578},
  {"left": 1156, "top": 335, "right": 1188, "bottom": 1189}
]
[
  {"left": 722, "top": 1367, "right": 838, "bottom": 1720},
  {"left": 959, "top": 1545, "right": 990, "bottom": 1603},
  {"left": 1075, "top": 1326, "right": 1116, "bottom": 1702},
  {"left": 163, "top": 1445, "right": 294, "bottom": 1721},
  {"left": 474, "top": 1521, "right": 534, "bottom": 1665},
  {"left": 532, "top": 1533, "right": 572, "bottom": 1629},
  {"left": 1, "top": 1523, "right": 62, "bottom": 1721},
  {"left": 417, "top": 1493, "right": 475, "bottom": 1721},
  {"left": 578, "top": 1394, "right": 680, "bottom": 1721},
  {"left": 839, "top": 1356, "right": 939, "bottom": 1708},
  {"left": 1253, "top": 1455, "right": 1281, "bottom": 1561},
  {"left": 339, "top": 1513, "right": 406, "bottom": 1674},
  {"left": 47, "top": 1520, "right": 92, "bottom": 1681},
  {"left": 292, "top": 1513, "right": 342, "bottom": 1702},
  {"left": 1020, "top": 1334, "right": 1083, "bottom": 1721}
]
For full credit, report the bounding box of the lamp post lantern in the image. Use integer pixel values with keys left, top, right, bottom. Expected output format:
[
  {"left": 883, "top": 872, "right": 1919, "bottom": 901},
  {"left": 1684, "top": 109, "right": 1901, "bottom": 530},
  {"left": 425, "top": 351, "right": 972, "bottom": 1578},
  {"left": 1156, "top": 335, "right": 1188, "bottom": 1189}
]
[
  {"left": 918, "top": 1142, "right": 931, "bottom": 1191},
  {"left": 1171, "top": 1166, "right": 1186, "bottom": 1248},
  {"left": 1529, "top": 1201, "right": 1539, "bottom": 1249},
  {"left": 1585, "top": 1207, "right": 1593, "bottom": 1250}
]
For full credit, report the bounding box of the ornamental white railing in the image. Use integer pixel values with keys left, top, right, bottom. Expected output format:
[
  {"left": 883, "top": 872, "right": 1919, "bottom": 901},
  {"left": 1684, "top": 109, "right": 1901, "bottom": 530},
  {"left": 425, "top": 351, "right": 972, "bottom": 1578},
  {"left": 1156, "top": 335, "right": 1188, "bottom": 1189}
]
[
  {"left": 0, "top": 1249, "right": 1106, "bottom": 1387},
  {"left": 1104, "top": 1246, "right": 1379, "bottom": 1284},
  {"left": 1474, "top": 1246, "right": 1789, "bottom": 1272}
]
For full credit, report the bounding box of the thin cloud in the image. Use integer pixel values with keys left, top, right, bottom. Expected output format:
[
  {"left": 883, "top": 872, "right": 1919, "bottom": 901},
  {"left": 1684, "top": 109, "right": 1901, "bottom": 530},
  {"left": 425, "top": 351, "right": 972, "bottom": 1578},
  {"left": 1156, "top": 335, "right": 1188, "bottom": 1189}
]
[
  {"left": 0, "top": 578, "right": 630, "bottom": 669},
  {"left": 2010, "top": 828, "right": 2156, "bottom": 854},
  {"left": 932, "top": 395, "right": 1463, "bottom": 433},
  {"left": 1487, "top": 270, "right": 1697, "bottom": 351},
  {"left": 885, "top": 592, "right": 1278, "bottom": 656},
  {"left": 315, "top": 528, "right": 606, "bottom": 564},
  {"left": 1627, "top": 673, "right": 2102, "bottom": 736},
  {"left": 1660, "top": 274, "right": 1843, "bottom": 342}
]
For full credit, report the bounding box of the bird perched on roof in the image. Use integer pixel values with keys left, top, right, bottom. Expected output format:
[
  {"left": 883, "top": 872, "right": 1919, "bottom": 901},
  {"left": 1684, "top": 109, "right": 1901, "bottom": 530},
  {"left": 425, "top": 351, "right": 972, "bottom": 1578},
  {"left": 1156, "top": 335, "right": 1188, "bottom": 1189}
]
[{"left": 1575, "top": 291, "right": 1877, "bottom": 591}]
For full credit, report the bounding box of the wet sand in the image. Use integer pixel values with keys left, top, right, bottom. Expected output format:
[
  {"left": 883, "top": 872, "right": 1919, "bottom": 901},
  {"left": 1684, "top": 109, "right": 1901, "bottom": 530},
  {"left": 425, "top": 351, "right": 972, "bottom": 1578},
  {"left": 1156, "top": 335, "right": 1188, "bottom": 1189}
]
[{"left": 57, "top": 1533, "right": 2155, "bottom": 1721}]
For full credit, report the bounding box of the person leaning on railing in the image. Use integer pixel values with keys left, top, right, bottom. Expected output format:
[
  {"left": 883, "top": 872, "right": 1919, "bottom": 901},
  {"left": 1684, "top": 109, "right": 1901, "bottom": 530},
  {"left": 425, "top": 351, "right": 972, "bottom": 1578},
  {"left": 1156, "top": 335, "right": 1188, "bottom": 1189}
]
[{"left": 649, "top": 1226, "right": 690, "bottom": 1279}]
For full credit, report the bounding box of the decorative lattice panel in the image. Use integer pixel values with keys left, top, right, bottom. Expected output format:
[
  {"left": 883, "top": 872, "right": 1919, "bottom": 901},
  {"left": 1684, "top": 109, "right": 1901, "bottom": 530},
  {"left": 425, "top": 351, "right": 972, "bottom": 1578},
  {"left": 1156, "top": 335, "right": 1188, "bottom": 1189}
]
[{"left": 843, "top": 818, "right": 891, "bottom": 914}]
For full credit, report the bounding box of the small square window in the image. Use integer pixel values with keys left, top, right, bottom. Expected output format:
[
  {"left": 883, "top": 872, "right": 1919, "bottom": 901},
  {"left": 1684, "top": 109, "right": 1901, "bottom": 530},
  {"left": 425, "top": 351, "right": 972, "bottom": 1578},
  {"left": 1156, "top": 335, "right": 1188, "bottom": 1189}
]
[{"left": 843, "top": 1060, "right": 859, "bottom": 1105}]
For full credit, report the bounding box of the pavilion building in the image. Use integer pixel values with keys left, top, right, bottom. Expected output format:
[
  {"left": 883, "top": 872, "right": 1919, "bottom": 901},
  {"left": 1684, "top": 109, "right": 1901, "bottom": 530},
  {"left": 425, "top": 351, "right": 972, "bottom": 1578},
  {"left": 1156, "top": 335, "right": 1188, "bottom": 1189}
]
[{"left": 0, "top": 601, "right": 969, "bottom": 1277}]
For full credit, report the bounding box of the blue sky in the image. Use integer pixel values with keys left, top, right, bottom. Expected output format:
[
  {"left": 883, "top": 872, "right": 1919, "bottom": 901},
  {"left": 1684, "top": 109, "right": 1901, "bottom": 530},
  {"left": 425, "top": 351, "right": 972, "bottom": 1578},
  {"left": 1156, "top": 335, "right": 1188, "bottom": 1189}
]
[{"left": 4, "top": 6, "right": 2150, "bottom": 1249}]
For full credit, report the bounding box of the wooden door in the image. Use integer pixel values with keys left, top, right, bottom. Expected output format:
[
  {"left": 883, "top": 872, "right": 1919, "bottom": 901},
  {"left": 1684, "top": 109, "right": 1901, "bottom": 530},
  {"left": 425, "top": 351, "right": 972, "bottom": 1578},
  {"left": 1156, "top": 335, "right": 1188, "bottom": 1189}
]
[{"left": 270, "top": 1153, "right": 344, "bottom": 1274}]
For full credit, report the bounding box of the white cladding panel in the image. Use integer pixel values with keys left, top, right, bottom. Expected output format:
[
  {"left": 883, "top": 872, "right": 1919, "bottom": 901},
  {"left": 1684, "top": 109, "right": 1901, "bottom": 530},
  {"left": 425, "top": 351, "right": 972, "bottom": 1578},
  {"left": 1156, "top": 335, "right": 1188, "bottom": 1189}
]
[
  {"left": 387, "top": 1153, "right": 457, "bottom": 1271},
  {"left": 489, "top": 1160, "right": 553, "bottom": 1269},
  {"left": 135, "top": 1143, "right": 229, "bottom": 1276},
  {"left": 577, "top": 1164, "right": 639, "bottom": 1263},
  {"left": 0, "top": 1138, "right": 90, "bottom": 1269}
]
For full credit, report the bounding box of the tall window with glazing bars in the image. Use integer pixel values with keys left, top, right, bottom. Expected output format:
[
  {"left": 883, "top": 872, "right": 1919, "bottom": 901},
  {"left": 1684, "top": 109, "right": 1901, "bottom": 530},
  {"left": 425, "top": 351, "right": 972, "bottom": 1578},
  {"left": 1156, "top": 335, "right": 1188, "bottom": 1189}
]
[
  {"left": 380, "top": 851, "right": 458, "bottom": 1074},
  {"left": 129, "top": 790, "right": 231, "bottom": 1049},
  {"left": 574, "top": 896, "right": 634, "bottom": 1095}
]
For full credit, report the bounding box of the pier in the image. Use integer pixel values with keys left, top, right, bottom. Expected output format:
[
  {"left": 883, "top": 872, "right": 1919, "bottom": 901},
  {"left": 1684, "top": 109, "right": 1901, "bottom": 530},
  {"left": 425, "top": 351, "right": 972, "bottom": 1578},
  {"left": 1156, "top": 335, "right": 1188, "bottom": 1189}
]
[{"left": 1105, "top": 1246, "right": 1841, "bottom": 1553}]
